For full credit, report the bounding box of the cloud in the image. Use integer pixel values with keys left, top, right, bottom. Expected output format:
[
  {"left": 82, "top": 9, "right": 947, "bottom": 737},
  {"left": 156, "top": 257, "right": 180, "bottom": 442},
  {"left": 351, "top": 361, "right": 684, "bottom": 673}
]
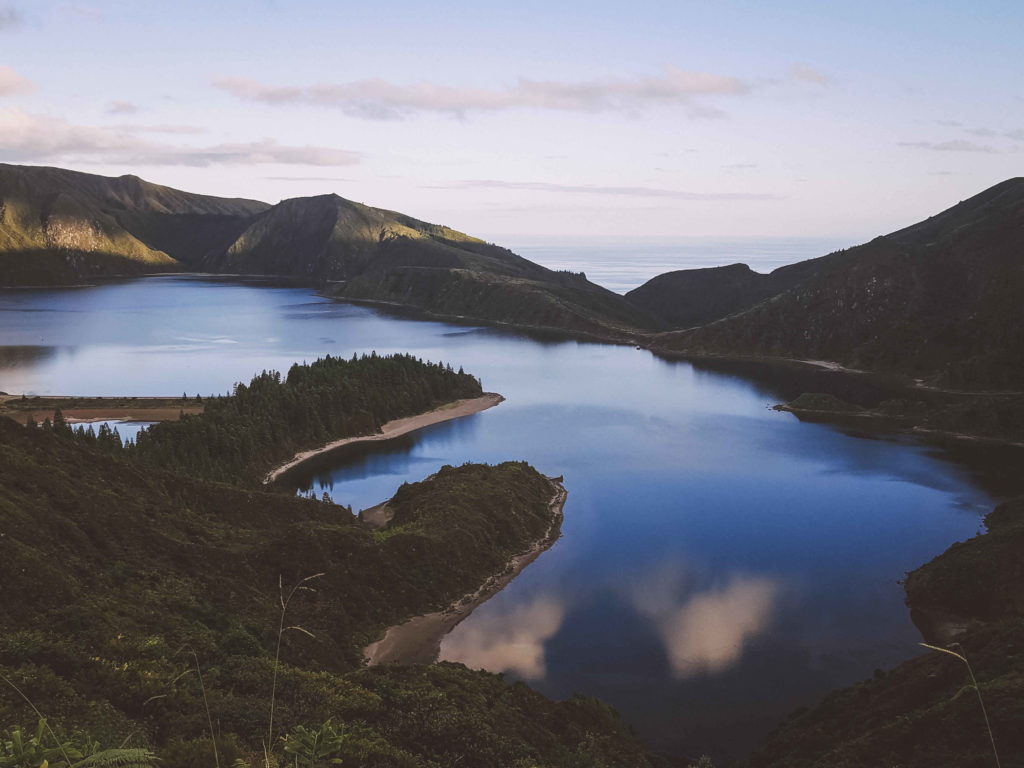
[
  {"left": 265, "top": 175, "right": 356, "bottom": 181},
  {"left": 0, "top": 107, "right": 361, "bottom": 166},
  {"left": 105, "top": 100, "right": 139, "bottom": 115},
  {"left": 633, "top": 568, "right": 781, "bottom": 678},
  {"left": 57, "top": 4, "right": 103, "bottom": 21},
  {"left": 722, "top": 162, "right": 758, "bottom": 169},
  {"left": 111, "top": 123, "right": 207, "bottom": 135},
  {"left": 1005, "top": 128, "right": 1024, "bottom": 141},
  {"left": 439, "top": 594, "right": 565, "bottom": 680},
  {"left": 898, "top": 139, "right": 998, "bottom": 153},
  {"left": 0, "top": 5, "right": 23, "bottom": 30},
  {"left": 426, "top": 179, "right": 777, "bottom": 201},
  {"left": 0, "top": 65, "right": 32, "bottom": 98},
  {"left": 789, "top": 62, "right": 832, "bottom": 87},
  {"left": 214, "top": 67, "right": 752, "bottom": 120}
]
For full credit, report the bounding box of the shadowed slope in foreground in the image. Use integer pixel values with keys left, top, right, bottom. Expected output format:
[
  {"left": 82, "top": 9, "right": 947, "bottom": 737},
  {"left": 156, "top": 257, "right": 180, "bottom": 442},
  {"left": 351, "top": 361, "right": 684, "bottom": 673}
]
[{"left": 0, "top": 418, "right": 654, "bottom": 766}]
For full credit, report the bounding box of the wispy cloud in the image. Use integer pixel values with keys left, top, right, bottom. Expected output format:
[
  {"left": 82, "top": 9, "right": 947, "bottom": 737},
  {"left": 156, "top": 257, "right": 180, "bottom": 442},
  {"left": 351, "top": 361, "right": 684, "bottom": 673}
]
[
  {"left": 425, "top": 179, "right": 778, "bottom": 201},
  {"left": 0, "top": 107, "right": 361, "bottom": 166},
  {"left": 899, "top": 139, "right": 998, "bottom": 153},
  {"left": 214, "top": 67, "right": 752, "bottom": 120},
  {"left": 789, "top": 62, "right": 832, "bottom": 87},
  {"left": 0, "top": 5, "right": 23, "bottom": 30},
  {"left": 105, "top": 100, "right": 139, "bottom": 115},
  {"left": 0, "top": 64, "right": 32, "bottom": 98},
  {"left": 111, "top": 123, "right": 207, "bottom": 135},
  {"left": 265, "top": 175, "right": 356, "bottom": 181}
]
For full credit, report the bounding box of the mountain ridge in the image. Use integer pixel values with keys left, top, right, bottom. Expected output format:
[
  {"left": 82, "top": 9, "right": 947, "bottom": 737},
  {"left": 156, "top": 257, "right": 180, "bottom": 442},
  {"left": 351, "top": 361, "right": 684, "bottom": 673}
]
[
  {"left": 644, "top": 178, "right": 1024, "bottom": 389},
  {"left": 0, "top": 164, "right": 657, "bottom": 339}
]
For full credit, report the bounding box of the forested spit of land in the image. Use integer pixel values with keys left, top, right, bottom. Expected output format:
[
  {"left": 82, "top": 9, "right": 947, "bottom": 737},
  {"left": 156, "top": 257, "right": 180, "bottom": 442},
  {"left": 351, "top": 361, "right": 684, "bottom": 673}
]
[{"left": 58, "top": 352, "right": 483, "bottom": 485}]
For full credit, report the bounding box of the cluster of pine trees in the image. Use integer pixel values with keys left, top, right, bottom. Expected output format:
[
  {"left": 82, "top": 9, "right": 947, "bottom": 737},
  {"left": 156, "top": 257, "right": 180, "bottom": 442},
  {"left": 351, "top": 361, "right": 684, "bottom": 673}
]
[{"left": 63, "top": 353, "right": 482, "bottom": 485}]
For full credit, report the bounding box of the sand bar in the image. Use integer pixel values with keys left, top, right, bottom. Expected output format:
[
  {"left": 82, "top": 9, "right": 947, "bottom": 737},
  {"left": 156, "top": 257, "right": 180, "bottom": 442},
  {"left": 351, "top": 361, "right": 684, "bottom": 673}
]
[
  {"left": 363, "top": 479, "right": 566, "bottom": 666},
  {"left": 263, "top": 393, "right": 504, "bottom": 484}
]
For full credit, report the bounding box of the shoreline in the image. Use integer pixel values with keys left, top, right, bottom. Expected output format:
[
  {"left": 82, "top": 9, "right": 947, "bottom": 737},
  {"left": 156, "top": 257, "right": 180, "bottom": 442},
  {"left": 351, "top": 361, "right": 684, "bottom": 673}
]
[
  {"left": 263, "top": 392, "right": 505, "bottom": 484},
  {"left": 0, "top": 395, "right": 204, "bottom": 425},
  {"left": 363, "top": 478, "right": 567, "bottom": 666},
  {"left": 775, "top": 402, "right": 1024, "bottom": 449}
]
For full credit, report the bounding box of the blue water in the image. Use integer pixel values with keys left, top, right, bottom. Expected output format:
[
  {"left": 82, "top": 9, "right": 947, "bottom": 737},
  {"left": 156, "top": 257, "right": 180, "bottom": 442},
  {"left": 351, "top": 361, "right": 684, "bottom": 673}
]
[{"left": 1, "top": 275, "right": 1017, "bottom": 759}]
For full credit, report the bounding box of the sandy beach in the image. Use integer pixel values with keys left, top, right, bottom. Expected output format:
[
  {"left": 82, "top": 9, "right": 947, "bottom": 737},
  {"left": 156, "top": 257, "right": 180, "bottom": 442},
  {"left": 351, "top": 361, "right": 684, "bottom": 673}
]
[
  {"left": 263, "top": 392, "right": 505, "bottom": 484},
  {"left": 363, "top": 479, "right": 567, "bottom": 666}
]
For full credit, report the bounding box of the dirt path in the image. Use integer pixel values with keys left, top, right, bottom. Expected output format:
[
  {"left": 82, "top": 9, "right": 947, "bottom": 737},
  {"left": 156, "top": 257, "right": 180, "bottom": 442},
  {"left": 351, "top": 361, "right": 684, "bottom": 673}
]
[
  {"left": 363, "top": 479, "right": 567, "bottom": 666},
  {"left": 262, "top": 393, "right": 505, "bottom": 484}
]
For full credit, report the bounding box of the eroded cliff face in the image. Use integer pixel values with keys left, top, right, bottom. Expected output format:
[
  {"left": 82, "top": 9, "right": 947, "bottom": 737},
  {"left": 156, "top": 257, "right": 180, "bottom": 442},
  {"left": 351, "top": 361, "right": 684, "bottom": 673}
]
[{"left": 652, "top": 178, "right": 1024, "bottom": 389}]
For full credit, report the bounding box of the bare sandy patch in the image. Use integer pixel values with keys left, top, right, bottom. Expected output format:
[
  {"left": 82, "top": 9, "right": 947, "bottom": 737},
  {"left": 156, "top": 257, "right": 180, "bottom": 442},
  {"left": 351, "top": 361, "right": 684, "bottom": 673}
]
[{"left": 263, "top": 393, "right": 504, "bottom": 484}]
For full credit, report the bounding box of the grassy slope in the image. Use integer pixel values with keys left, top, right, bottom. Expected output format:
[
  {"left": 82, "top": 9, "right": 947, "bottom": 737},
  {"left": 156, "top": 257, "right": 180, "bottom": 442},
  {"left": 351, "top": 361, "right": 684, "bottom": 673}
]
[
  {"left": 0, "top": 419, "right": 653, "bottom": 766},
  {"left": 750, "top": 498, "right": 1024, "bottom": 768},
  {"left": 651, "top": 178, "right": 1024, "bottom": 390},
  {"left": 211, "top": 192, "right": 658, "bottom": 338},
  {"left": 0, "top": 164, "right": 267, "bottom": 284}
]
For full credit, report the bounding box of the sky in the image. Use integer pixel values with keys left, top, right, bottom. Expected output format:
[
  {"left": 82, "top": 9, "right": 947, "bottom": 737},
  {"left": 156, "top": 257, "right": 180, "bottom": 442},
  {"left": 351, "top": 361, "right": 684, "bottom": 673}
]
[{"left": 1, "top": 0, "right": 1022, "bottom": 245}]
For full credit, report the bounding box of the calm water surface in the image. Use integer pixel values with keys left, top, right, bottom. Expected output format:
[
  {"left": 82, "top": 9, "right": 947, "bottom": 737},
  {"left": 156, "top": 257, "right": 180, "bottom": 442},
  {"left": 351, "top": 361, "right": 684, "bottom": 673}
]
[{"left": 1, "top": 276, "right": 1019, "bottom": 759}]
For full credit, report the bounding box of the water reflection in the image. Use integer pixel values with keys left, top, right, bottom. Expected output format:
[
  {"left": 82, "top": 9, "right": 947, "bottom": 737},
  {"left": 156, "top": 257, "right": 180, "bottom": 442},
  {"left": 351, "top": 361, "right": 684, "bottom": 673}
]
[
  {"left": 439, "top": 594, "right": 566, "bottom": 679},
  {"left": 632, "top": 568, "right": 782, "bottom": 678}
]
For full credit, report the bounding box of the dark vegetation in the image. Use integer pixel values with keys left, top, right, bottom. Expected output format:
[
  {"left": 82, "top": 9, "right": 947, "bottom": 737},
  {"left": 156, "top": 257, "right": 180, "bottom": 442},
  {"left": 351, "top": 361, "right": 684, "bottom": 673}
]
[
  {"left": 776, "top": 389, "right": 1024, "bottom": 443},
  {"left": 650, "top": 178, "right": 1024, "bottom": 389},
  {"left": 65, "top": 353, "right": 483, "bottom": 485},
  {"left": 750, "top": 497, "right": 1024, "bottom": 768},
  {"left": 0, "top": 415, "right": 654, "bottom": 766},
  {"left": 625, "top": 262, "right": 809, "bottom": 328}
]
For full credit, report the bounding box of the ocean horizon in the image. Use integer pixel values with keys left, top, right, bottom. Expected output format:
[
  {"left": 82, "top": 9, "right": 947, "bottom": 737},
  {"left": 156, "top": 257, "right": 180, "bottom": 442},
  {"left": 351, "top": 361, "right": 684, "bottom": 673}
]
[{"left": 502, "top": 235, "right": 858, "bottom": 294}]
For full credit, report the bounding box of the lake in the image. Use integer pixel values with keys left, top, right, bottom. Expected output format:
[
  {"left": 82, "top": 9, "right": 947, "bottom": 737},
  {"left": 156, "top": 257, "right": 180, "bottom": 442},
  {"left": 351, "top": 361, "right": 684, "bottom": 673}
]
[{"left": 1, "top": 275, "right": 1019, "bottom": 759}]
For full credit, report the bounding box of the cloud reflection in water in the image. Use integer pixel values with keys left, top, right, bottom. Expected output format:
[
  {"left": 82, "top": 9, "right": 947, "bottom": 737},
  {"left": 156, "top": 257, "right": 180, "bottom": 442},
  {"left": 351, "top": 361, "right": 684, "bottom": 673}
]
[
  {"left": 634, "top": 569, "right": 781, "bottom": 677},
  {"left": 439, "top": 594, "right": 565, "bottom": 680}
]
